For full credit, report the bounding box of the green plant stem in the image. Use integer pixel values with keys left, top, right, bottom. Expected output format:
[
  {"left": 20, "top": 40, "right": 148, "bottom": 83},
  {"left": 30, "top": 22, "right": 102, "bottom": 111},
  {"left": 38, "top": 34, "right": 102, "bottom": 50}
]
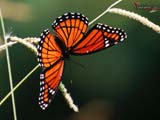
[
  {"left": 0, "top": 9, "right": 17, "bottom": 120},
  {"left": 89, "top": 0, "right": 122, "bottom": 26},
  {"left": 0, "top": 64, "right": 39, "bottom": 106}
]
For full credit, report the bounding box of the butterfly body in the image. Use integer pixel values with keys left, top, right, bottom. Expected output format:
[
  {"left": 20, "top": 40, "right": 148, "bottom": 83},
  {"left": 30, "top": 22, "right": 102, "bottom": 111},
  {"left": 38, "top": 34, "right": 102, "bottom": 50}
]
[
  {"left": 37, "top": 12, "right": 127, "bottom": 110},
  {"left": 55, "top": 37, "right": 70, "bottom": 59}
]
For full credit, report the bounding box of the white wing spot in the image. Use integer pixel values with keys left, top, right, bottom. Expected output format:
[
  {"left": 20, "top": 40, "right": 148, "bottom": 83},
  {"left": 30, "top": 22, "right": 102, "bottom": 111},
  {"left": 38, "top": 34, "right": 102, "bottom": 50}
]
[
  {"left": 64, "top": 13, "right": 68, "bottom": 16},
  {"left": 114, "top": 42, "right": 118, "bottom": 44},
  {"left": 104, "top": 24, "right": 108, "bottom": 27},
  {"left": 58, "top": 16, "right": 62, "bottom": 19},
  {"left": 121, "top": 35, "right": 124, "bottom": 38},
  {"left": 107, "top": 29, "right": 110, "bottom": 32},
  {"left": 66, "top": 16, "right": 69, "bottom": 19},
  {"left": 40, "top": 74, "right": 44, "bottom": 79},
  {"left": 103, "top": 27, "right": 106, "bottom": 30},
  {"left": 105, "top": 40, "right": 109, "bottom": 44},
  {"left": 105, "top": 43, "right": 110, "bottom": 47},
  {"left": 120, "top": 38, "right": 124, "bottom": 41}
]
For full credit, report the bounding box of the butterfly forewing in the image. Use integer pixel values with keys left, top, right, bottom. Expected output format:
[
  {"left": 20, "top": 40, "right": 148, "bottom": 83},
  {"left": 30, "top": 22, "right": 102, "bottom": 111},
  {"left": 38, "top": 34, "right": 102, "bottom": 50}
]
[
  {"left": 52, "top": 12, "right": 89, "bottom": 48},
  {"left": 72, "top": 23, "right": 127, "bottom": 54},
  {"left": 37, "top": 29, "right": 62, "bottom": 68}
]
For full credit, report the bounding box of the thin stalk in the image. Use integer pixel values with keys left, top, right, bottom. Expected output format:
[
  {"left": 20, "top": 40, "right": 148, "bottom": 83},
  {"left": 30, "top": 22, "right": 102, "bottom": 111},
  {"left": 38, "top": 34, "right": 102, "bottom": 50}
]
[
  {"left": 108, "top": 8, "right": 160, "bottom": 33},
  {"left": 89, "top": 0, "right": 122, "bottom": 26},
  {"left": 0, "top": 64, "right": 39, "bottom": 106},
  {"left": 0, "top": 9, "right": 17, "bottom": 120},
  {"left": 0, "top": 41, "right": 16, "bottom": 52}
]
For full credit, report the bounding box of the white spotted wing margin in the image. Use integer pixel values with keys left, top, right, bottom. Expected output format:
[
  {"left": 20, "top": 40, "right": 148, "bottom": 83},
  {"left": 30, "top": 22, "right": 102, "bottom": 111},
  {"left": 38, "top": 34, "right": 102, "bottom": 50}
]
[
  {"left": 37, "top": 28, "right": 64, "bottom": 110},
  {"left": 37, "top": 29, "right": 62, "bottom": 68},
  {"left": 72, "top": 23, "right": 127, "bottom": 55},
  {"left": 38, "top": 60, "right": 64, "bottom": 110}
]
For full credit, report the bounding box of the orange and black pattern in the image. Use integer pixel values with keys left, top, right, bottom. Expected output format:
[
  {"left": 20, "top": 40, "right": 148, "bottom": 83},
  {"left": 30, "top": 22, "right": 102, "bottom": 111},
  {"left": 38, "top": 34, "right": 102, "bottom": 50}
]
[
  {"left": 37, "top": 12, "right": 127, "bottom": 110},
  {"left": 37, "top": 29, "right": 64, "bottom": 110},
  {"left": 73, "top": 23, "right": 127, "bottom": 54},
  {"left": 52, "top": 12, "right": 88, "bottom": 48},
  {"left": 38, "top": 60, "right": 64, "bottom": 110},
  {"left": 37, "top": 29, "right": 62, "bottom": 68}
]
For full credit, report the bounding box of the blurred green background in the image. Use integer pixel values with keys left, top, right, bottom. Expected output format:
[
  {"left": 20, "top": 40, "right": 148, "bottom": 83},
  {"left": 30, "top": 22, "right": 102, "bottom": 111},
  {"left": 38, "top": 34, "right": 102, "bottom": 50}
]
[{"left": 0, "top": 0, "right": 160, "bottom": 120}]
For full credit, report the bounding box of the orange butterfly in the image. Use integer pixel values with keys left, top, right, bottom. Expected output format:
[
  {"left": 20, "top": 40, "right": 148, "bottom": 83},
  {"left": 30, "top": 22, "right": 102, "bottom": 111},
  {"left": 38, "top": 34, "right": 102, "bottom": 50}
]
[{"left": 37, "top": 12, "right": 127, "bottom": 110}]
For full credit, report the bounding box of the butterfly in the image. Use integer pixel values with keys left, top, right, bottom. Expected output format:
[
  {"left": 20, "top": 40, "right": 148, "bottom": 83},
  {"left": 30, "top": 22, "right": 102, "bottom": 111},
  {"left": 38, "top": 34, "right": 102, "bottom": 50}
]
[{"left": 37, "top": 12, "right": 127, "bottom": 110}]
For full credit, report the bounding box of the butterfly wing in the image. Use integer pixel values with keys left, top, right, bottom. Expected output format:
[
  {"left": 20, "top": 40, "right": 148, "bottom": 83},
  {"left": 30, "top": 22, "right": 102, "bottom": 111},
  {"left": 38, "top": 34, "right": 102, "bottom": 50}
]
[
  {"left": 37, "top": 29, "right": 64, "bottom": 110},
  {"left": 39, "top": 60, "right": 64, "bottom": 110},
  {"left": 52, "top": 12, "right": 89, "bottom": 48},
  {"left": 72, "top": 23, "right": 127, "bottom": 54},
  {"left": 37, "top": 29, "right": 62, "bottom": 68}
]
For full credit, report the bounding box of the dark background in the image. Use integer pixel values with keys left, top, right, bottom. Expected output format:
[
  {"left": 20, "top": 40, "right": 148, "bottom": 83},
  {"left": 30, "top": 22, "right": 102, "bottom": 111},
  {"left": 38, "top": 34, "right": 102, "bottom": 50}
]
[{"left": 0, "top": 0, "right": 160, "bottom": 120}]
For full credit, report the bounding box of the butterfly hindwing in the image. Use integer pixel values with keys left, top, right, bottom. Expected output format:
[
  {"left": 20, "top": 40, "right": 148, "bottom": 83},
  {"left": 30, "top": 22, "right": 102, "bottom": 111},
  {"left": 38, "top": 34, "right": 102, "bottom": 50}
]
[
  {"left": 39, "top": 60, "right": 64, "bottom": 110},
  {"left": 37, "top": 29, "right": 62, "bottom": 68},
  {"left": 52, "top": 12, "right": 89, "bottom": 48},
  {"left": 72, "top": 23, "right": 127, "bottom": 54}
]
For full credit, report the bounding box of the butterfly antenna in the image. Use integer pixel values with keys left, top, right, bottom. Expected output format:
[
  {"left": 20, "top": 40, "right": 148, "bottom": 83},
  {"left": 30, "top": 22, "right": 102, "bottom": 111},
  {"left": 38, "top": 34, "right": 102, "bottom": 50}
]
[
  {"left": 67, "top": 60, "right": 73, "bottom": 84},
  {"left": 70, "top": 58, "right": 86, "bottom": 70}
]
